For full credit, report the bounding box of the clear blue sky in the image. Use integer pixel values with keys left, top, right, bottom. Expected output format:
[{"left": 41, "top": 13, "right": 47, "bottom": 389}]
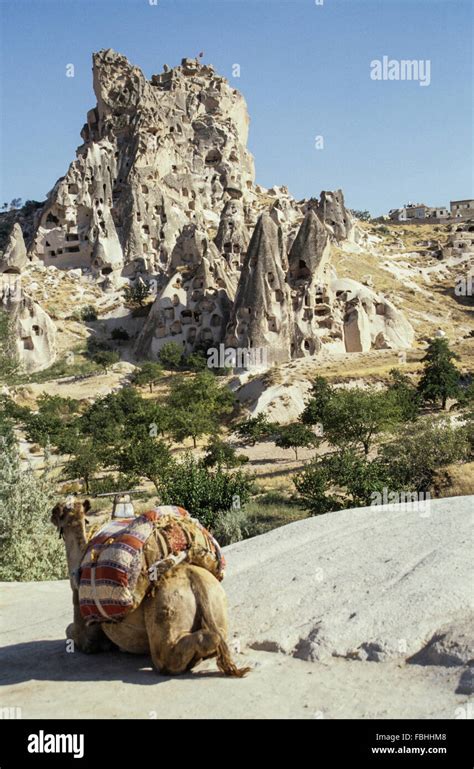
[{"left": 0, "top": 0, "right": 472, "bottom": 215}]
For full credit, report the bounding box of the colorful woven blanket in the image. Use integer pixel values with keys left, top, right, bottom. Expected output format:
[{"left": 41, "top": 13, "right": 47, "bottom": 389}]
[{"left": 78, "top": 506, "right": 225, "bottom": 625}]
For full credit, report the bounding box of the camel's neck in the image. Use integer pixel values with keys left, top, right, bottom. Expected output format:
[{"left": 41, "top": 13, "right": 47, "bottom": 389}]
[{"left": 62, "top": 522, "right": 87, "bottom": 584}]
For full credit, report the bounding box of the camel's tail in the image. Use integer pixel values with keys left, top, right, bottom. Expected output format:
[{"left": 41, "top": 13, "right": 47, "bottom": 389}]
[
  {"left": 192, "top": 570, "right": 251, "bottom": 678},
  {"left": 214, "top": 636, "right": 251, "bottom": 678}
]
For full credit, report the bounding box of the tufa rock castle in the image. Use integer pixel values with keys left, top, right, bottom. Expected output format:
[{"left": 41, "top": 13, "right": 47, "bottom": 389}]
[{"left": 1, "top": 50, "right": 414, "bottom": 371}]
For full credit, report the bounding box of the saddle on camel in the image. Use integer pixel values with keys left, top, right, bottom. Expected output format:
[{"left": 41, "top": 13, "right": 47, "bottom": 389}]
[
  {"left": 52, "top": 498, "right": 249, "bottom": 677},
  {"left": 78, "top": 505, "right": 225, "bottom": 624}
]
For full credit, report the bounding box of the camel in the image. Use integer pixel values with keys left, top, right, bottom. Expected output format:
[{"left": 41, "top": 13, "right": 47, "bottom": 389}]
[{"left": 51, "top": 499, "right": 250, "bottom": 677}]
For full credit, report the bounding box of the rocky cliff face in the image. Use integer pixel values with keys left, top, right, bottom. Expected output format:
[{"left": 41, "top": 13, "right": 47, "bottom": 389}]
[{"left": 24, "top": 49, "right": 413, "bottom": 365}]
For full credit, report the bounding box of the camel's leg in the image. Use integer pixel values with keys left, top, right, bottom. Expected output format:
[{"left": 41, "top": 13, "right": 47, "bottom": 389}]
[
  {"left": 68, "top": 589, "right": 115, "bottom": 653},
  {"left": 144, "top": 565, "right": 250, "bottom": 677},
  {"left": 144, "top": 567, "right": 221, "bottom": 674},
  {"left": 156, "top": 629, "right": 222, "bottom": 675}
]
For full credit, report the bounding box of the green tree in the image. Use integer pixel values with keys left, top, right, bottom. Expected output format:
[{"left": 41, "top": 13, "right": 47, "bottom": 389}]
[
  {"left": 274, "top": 423, "right": 320, "bottom": 460},
  {"left": 0, "top": 395, "right": 27, "bottom": 448},
  {"left": 293, "top": 460, "right": 339, "bottom": 516},
  {"left": 131, "top": 362, "right": 164, "bottom": 392},
  {"left": 91, "top": 349, "right": 120, "bottom": 372},
  {"left": 20, "top": 395, "right": 80, "bottom": 452},
  {"left": 236, "top": 413, "right": 273, "bottom": 446},
  {"left": 158, "top": 341, "right": 184, "bottom": 370},
  {"left": 116, "top": 437, "right": 171, "bottom": 492},
  {"left": 0, "top": 409, "right": 15, "bottom": 450},
  {"left": 168, "top": 371, "right": 235, "bottom": 448},
  {"left": 76, "top": 388, "right": 170, "bottom": 476},
  {"left": 202, "top": 436, "right": 248, "bottom": 468},
  {"left": 63, "top": 439, "right": 101, "bottom": 493},
  {"left": 418, "top": 337, "right": 460, "bottom": 409},
  {"left": 79, "top": 387, "right": 150, "bottom": 456},
  {"left": 387, "top": 369, "right": 420, "bottom": 421},
  {"left": 300, "top": 377, "right": 333, "bottom": 427},
  {"left": 460, "top": 408, "right": 474, "bottom": 459},
  {"left": 58, "top": 388, "right": 164, "bottom": 490},
  {"left": 305, "top": 384, "right": 403, "bottom": 456},
  {"left": 322, "top": 450, "right": 389, "bottom": 507},
  {"left": 456, "top": 381, "right": 474, "bottom": 409},
  {"left": 22, "top": 411, "right": 63, "bottom": 449}
]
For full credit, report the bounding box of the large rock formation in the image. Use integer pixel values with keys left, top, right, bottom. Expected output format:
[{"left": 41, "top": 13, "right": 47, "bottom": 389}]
[
  {"left": 224, "top": 213, "right": 413, "bottom": 361},
  {"left": 287, "top": 210, "right": 332, "bottom": 357},
  {"left": 30, "top": 49, "right": 255, "bottom": 284},
  {"left": 314, "top": 189, "right": 353, "bottom": 241},
  {"left": 332, "top": 278, "right": 415, "bottom": 353},
  {"left": 1, "top": 282, "right": 57, "bottom": 373},
  {"left": 0, "top": 224, "right": 28, "bottom": 274},
  {"left": 21, "top": 49, "right": 413, "bottom": 365},
  {"left": 225, "top": 213, "right": 291, "bottom": 364}
]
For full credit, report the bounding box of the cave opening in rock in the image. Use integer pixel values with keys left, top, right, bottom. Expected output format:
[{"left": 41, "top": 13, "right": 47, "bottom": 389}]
[{"left": 205, "top": 149, "right": 222, "bottom": 166}]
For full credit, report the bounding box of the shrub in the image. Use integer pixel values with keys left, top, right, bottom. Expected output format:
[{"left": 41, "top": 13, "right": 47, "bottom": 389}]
[
  {"left": 158, "top": 341, "right": 184, "bottom": 370},
  {"left": 111, "top": 327, "right": 130, "bottom": 342},
  {"left": 351, "top": 210, "right": 371, "bottom": 221},
  {"left": 213, "top": 507, "right": 250, "bottom": 545},
  {"left": 380, "top": 417, "right": 470, "bottom": 492},
  {"left": 0, "top": 446, "right": 67, "bottom": 581},
  {"left": 123, "top": 279, "right": 151, "bottom": 308},
  {"left": 71, "top": 305, "right": 97, "bottom": 322},
  {"left": 157, "top": 453, "right": 255, "bottom": 531},
  {"left": 185, "top": 351, "right": 209, "bottom": 372}
]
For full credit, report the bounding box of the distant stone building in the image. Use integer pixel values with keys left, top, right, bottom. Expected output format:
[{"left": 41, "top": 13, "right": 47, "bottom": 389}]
[
  {"left": 427, "top": 206, "right": 450, "bottom": 220},
  {"left": 450, "top": 199, "right": 474, "bottom": 220},
  {"left": 389, "top": 202, "right": 450, "bottom": 223}
]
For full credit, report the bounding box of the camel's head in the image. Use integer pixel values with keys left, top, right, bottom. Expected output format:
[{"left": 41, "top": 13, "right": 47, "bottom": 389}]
[{"left": 51, "top": 497, "right": 91, "bottom": 537}]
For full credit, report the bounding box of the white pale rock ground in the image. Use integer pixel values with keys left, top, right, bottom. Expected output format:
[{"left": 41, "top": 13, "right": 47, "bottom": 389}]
[{"left": 0, "top": 496, "right": 472, "bottom": 719}]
